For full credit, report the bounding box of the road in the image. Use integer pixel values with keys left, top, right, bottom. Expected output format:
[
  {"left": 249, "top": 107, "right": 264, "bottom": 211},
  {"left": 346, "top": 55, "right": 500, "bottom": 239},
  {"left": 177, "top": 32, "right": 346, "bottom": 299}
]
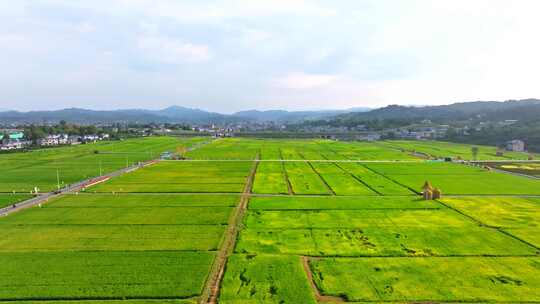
[{"left": 0, "top": 159, "right": 158, "bottom": 217}]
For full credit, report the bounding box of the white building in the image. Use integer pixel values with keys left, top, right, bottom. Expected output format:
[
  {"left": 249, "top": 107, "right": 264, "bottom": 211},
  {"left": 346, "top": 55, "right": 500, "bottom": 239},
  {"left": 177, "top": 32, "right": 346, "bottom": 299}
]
[{"left": 506, "top": 139, "right": 525, "bottom": 152}]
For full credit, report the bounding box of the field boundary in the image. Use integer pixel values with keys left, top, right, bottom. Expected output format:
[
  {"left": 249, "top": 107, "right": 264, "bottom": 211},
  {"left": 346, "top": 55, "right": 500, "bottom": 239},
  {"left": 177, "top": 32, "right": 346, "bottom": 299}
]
[
  {"left": 360, "top": 164, "right": 419, "bottom": 194},
  {"left": 307, "top": 161, "right": 336, "bottom": 195},
  {"left": 435, "top": 199, "right": 540, "bottom": 252},
  {"left": 333, "top": 162, "right": 382, "bottom": 195},
  {"left": 202, "top": 155, "right": 260, "bottom": 304},
  {"left": 301, "top": 256, "right": 344, "bottom": 303}
]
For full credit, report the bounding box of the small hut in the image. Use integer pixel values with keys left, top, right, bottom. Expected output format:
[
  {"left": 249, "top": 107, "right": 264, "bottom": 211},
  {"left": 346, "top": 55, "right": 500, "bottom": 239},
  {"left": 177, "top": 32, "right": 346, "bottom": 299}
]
[
  {"left": 423, "top": 189, "right": 433, "bottom": 200},
  {"left": 422, "top": 181, "right": 434, "bottom": 200},
  {"left": 432, "top": 188, "right": 442, "bottom": 199}
]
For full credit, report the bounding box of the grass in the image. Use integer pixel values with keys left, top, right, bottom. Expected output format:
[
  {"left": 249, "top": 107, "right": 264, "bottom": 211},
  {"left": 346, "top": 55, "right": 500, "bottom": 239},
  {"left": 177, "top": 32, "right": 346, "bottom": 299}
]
[
  {"left": 252, "top": 161, "right": 289, "bottom": 194},
  {"left": 311, "top": 162, "right": 376, "bottom": 195},
  {"left": 310, "top": 257, "right": 540, "bottom": 301},
  {"left": 3, "top": 138, "right": 540, "bottom": 303},
  {"left": 0, "top": 301, "right": 196, "bottom": 304},
  {"left": 236, "top": 226, "right": 536, "bottom": 256},
  {"left": 0, "top": 137, "right": 206, "bottom": 192},
  {"left": 249, "top": 196, "right": 439, "bottom": 210},
  {"left": 90, "top": 161, "right": 251, "bottom": 193},
  {"left": 366, "top": 162, "right": 540, "bottom": 195},
  {"left": 219, "top": 254, "right": 317, "bottom": 304},
  {"left": 381, "top": 140, "right": 535, "bottom": 160},
  {"left": 241, "top": 196, "right": 536, "bottom": 257},
  {"left": 440, "top": 196, "right": 540, "bottom": 228},
  {"left": 245, "top": 209, "right": 476, "bottom": 229},
  {"left": 1, "top": 205, "right": 233, "bottom": 225},
  {"left": 185, "top": 138, "right": 420, "bottom": 160},
  {"left": 0, "top": 251, "right": 213, "bottom": 299},
  {"left": 285, "top": 162, "right": 331, "bottom": 195},
  {"left": 0, "top": 224, "right": 226, "bottom": 251},
  {"left": 0, "top": 194, "right": 32, "bottom": 209},
  {"left": 0, "top": 193, "right": 237, "bottom": 300}
]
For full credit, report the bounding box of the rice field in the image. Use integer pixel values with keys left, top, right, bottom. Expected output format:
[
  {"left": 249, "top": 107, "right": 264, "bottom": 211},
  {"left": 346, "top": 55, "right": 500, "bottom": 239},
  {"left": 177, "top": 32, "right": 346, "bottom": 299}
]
[{"left": 1, "top": 137, "right": 539, "bottom": 303}]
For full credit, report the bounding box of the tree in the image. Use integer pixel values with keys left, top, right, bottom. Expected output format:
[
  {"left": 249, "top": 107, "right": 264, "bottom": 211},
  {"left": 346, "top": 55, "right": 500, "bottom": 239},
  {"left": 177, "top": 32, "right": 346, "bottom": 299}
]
[
  {"left": 471, "top": 146, "right": 479, "bottom": 161},
  {"left": 1, "top": 131, "right": 10, "bottom": 144}
]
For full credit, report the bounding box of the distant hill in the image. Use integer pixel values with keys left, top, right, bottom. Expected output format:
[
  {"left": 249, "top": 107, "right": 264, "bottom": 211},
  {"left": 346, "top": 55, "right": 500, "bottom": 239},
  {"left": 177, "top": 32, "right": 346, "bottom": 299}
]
[
  {"left": 232, "top": 107, "right": 370, "bottom": 122},
  {"left": 0, "top": 106, "right": 370, "bottom": 124},
  {"left": 333, "top": 99, "right": 540, "bottom": 123}
]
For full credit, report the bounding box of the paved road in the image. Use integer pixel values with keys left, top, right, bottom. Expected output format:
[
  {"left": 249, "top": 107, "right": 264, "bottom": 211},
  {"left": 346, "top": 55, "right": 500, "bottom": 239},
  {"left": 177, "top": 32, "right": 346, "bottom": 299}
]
[{"left": 0, "top": 160, "right": 158, "bottom": 217}]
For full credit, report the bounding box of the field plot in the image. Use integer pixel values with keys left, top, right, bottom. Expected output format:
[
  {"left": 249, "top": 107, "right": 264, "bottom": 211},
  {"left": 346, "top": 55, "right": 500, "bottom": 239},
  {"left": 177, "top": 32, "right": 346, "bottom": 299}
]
[
  {"left": 381, "top": 140, "right": 534, "bottom": 160},
  {"left": 0, "top": 193, "right": 239, "bottom": 300},
  {"left": 0, "top": 251, "right": 213, "bottom": 299},
  {"left": 310, "top": 162, "right": 376, "bottom": 195},
  {"left": 336, "top": 162, "right": 413, "bottom": 195},
  {"left": 91, "top": 161, "right": 252, "bottom": 193},
  {"left": 310, "top": 257, "right": 540, "bottom": 302},
  {"left": 185, "top": 138, "right": 418, "bottom": 160},
  {"left": 366, "top": 162, "right": 540, "bottom": 195},
  {"left": 252, "top": 161, "right": 289, "bottom": 194},
  {"left": 238, "top": 196, "right": 535, "bottom": 257},
  {"left": 185, "top": 138, "right": 261, "bottom": 160},
  {"left": 0, "top": 194, "right": 32, "bottom": 209},
  {"left": 219, "top": 254, "right": 317, "bottom": 304},
  {"left": 4, "top": 138, "right": 540, "bottom": 304},
  {"left": 441, "top": 196, "right": 540, "bottom": 248},
  {"left": 284, "top": 161, "right": 331, "bottom": 195},
  {"left": 0, "top": 137, "right": 203, "bottom": 193},
  {"left": 486, "top": 161, "right": 540, "bottom": 177}
]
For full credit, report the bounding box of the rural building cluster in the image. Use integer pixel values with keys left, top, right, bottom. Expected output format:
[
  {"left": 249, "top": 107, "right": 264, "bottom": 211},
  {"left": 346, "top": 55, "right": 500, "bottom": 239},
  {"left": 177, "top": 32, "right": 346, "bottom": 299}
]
[{"left": 0, "top": 129, "right": 110, "bottom": 151}]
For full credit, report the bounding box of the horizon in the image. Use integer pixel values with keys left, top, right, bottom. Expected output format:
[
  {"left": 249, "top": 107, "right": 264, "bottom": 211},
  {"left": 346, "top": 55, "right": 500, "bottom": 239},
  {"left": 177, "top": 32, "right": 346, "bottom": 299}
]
[
  {"left": 2, "top": 1, "right": 540, "bottom": 112},
  {"left": 0, "top": 97, "right": 538, "bottom": 115},
  {"left": 1, "top": 98, "right": 538, "bottom": 115}
]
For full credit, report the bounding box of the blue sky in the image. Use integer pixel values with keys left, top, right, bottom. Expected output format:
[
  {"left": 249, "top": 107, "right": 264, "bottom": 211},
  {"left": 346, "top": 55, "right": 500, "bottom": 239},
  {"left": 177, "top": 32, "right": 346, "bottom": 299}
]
[{"left": 1, "top": 0, "right": 539, "bottom": 113}]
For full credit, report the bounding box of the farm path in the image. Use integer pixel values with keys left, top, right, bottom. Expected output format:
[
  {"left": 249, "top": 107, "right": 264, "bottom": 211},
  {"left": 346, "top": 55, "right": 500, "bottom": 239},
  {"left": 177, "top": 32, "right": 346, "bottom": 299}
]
[
  {"left": 301, "top": 256, "right": 344, "bottom": 303},
  {"left": 203, "top": 155, "right": 260, "bottom": 304}
]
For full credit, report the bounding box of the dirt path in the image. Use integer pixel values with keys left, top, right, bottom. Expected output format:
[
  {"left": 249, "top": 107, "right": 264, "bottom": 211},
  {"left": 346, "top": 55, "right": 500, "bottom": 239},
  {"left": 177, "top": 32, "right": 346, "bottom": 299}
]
[
  {"left": 301, "top": 256, "right": 344, "bottom": 303},
  {"left": 202, "top": 155, "right": 259, "bottom": 304}
]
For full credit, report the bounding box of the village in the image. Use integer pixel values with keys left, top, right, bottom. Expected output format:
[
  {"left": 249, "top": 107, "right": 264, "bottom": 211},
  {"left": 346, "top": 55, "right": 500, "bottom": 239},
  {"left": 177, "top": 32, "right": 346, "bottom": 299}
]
[{"left": 0, "top": 129, "right": 110, "bottom": 151}]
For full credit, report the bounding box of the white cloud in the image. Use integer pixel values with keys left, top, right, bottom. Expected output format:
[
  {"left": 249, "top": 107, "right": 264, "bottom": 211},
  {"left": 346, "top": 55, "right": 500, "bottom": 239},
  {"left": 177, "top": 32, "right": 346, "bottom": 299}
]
[
  {"left": 272, "top": 72, "right": 338, "bottom": 90},
  {"left": 137, "top": 35, "right": 211, "bottom": 64}
]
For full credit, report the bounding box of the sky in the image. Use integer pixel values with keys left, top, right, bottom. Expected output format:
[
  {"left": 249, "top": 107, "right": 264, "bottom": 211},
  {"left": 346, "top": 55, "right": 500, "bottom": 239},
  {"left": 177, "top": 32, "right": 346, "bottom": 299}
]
[{"left": 1, "top": 0, "right": 540, "bottom": 113}]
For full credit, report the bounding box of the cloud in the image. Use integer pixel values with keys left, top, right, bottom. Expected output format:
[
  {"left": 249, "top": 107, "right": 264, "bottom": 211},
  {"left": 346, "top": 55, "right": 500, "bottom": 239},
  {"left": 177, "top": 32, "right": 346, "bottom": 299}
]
[
  {"left": 136, "top": 35, "right": 211, "bottom": 64},
  {"left": 272, "top": 72, "right": 338, "bottom": 90}
]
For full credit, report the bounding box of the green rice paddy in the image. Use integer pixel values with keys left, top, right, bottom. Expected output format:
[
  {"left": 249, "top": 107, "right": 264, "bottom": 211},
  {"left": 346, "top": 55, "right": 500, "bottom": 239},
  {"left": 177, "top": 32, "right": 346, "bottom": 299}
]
[{"left": 1, "top": 137, "right": 539, "bottom": 303}]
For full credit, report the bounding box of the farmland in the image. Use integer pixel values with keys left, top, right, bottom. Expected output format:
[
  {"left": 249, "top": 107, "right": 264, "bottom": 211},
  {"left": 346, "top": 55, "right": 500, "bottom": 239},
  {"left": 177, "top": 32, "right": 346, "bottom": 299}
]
[
  {"left": 0, "top": 137, "right": 206, "bottom": 193},
  {"left": 0, "top": 194, "right": 32, "bottom": 209},
  {"left": 0, "top": 137, "right": 539, "bottom": 303}
]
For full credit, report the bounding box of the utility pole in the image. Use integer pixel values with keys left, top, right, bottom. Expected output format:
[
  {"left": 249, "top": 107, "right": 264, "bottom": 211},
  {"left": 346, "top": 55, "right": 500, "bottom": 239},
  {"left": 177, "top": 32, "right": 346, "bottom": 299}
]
[
  {"left": 99, "top": 160, "right": 103, "bottom": 176},
  {"left": 126, "top": 156, "right": 129, "bottom": 168}
]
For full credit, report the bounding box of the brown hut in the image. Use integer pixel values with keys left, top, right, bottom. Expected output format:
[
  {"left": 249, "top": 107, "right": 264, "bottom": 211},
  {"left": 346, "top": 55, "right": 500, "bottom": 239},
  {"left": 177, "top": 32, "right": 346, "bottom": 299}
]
[
  {"left": 432, "top": 188, "right": 442, "bottom": 199},
  {"left": 423, "top": 189, "right": 433, "bottom": 200},
  {"left": 422, "top": 181, "right": 434, "bottom": 200}
]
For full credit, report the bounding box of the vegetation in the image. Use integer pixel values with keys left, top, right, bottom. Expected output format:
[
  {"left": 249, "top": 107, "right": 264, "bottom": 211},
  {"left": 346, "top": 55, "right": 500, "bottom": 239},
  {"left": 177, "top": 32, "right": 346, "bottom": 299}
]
[
  {"left": 310, "top": 257, "right": 540, "bottom": 301},
  {"left": 0, "top": 194, "right": 32, "bottom": 209},
  {"left": 0, "top": 137, "right": 205, "bottom": 192},
  {"left": 1, "top": 137, "right": 539, "bottom": 302},
  {"left": 220, "top": 254, "right": 317, "bottom": 304}
]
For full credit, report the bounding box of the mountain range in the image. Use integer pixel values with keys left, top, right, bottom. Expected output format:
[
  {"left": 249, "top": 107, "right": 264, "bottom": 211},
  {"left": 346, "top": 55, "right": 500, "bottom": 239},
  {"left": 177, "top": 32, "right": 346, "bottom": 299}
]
[
  {"left": 0, "top": 106, "right": 371, "bottom": 124},
  {"left": 327, "top": 99, "right": 540, "bottom": 123},
  {"left": 1, "top": 99, "right": 540, "bottom": 125}
]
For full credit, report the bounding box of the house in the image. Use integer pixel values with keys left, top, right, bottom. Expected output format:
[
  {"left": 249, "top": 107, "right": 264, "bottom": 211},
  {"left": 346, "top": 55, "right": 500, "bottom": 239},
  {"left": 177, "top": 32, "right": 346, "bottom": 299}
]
[{"left": 506, "top": 139, "right": 525, "bottom": 152}]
